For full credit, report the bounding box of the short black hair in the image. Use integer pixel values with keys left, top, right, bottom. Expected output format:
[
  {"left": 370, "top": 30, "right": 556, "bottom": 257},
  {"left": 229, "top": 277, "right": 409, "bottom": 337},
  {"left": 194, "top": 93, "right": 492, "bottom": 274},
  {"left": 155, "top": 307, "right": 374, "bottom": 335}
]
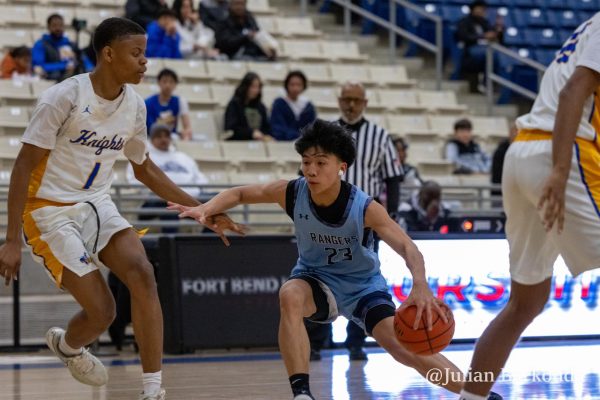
[
  {"left": 284, "top": 70, "right": 308, "bottom": 92},
  {"left": 469, "top": 0, "right": 488, "bottom": 10},
  {"left": 391, "top": 135, "right": 408, "bottom": 149},
  {"left": 47, "top": 13, "right": 64, "bottom": 26},
  {"left": 419, "top": 181, "right": 442, "bottom": 204},
  {"left": 157, "top": 68, "right": 179, "bottom": 83},
  {"left": 158, "top": 8, "right": 178, "bottom": 19},
  {"left": 454, "top": 118, "right": 473, "bottom": 131},
  {"left": 93, "top": 17, "right": 146, "bottom": 55},
  {"left": 295, "top": 119, "right": 356, "bottom": 166},
  {"left": 9, "top": 46, "right": 31, "bottom": 59}
]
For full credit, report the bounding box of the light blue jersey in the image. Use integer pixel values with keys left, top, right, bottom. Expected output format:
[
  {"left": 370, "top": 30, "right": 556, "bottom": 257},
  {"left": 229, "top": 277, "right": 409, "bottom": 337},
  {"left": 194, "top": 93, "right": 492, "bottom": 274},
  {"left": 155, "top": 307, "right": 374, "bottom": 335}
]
[{"left": 290, "top": 178, "right": 389, "bottom": 321}]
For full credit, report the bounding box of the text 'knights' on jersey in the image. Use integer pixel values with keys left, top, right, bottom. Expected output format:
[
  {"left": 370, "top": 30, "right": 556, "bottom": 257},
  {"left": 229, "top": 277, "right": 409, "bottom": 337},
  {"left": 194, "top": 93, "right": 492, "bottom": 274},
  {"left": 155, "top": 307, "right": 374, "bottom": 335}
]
[
  {"left": 516, "top": 12, "right": 600, "bottom": 142},
  {"left": 21, "top": 73, "right": 148, "bottom": 203},
  {"left": 68, "top": 130, "right": 125, "bottom": 155}
]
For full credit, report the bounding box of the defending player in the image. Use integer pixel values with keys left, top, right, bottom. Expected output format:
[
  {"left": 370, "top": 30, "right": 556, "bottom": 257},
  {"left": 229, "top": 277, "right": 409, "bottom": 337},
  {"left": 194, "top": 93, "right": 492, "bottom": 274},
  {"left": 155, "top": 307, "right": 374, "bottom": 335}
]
[
  {"left": 0, "top": 17, "right": 242, "bottom": 400},
  {"left": 168, "top": 119, "right": 502, "bottom": 400},
  {"left": 458, "top": 14, "right": 600, "bottom": 400}
]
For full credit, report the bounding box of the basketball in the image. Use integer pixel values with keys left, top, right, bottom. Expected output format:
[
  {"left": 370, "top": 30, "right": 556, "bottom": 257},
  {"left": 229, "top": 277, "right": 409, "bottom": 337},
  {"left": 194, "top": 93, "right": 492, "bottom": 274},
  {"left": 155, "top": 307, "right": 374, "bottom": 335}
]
[{"left": 393, "top": 304, "right": 455, "bottom": 355}]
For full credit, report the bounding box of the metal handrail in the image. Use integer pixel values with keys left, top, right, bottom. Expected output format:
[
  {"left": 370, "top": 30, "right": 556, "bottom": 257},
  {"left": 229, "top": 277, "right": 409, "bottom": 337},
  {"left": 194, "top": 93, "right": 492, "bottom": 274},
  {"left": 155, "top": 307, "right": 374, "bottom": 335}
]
[
  {"left": 486, "top": 42, "right": 547, "bottom": 115},
  {"left": 0, "top": 182, "right": 505, "bottom": 233},
  {"left": 319, "top": 0, "right": 444, "bottom": 90}
]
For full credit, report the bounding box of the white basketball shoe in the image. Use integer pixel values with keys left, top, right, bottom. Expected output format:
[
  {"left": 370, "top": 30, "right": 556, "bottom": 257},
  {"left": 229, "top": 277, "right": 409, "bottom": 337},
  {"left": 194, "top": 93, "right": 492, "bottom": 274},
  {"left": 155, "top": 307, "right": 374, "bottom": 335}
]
[
  {"left": 139, "top": 389, "right": 166, "bottom": 399},
  {"left": 46, "top": 327, "right": 108, "bottom": 386}
]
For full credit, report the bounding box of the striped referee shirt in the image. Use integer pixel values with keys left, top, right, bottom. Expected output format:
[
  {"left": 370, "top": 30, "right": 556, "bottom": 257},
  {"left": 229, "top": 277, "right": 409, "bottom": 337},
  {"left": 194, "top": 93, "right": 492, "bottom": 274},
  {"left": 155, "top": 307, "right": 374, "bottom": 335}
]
[{"left": 337, "top": 118, "right": 403, "bottom": 198}]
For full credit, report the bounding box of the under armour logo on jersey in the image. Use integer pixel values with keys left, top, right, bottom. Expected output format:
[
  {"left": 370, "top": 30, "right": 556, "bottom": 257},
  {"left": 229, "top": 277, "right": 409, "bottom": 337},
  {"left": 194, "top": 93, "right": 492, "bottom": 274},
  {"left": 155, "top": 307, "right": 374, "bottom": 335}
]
[
  {"left": 82, "top": 105, "right": 92, "bottom": 115},
  {"left": 298, "top": 213, "right": 309, "bottom": 220},
  {"left": 79, "top": 252, "right": 91, "bottom": 265}
]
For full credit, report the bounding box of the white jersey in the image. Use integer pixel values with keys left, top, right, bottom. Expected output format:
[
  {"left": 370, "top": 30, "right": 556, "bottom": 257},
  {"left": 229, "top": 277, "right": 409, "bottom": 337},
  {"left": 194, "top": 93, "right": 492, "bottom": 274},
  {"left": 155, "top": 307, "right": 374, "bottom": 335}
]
[
  {"left": 22, "top": 73, "right": 148, "bottom": 203},
  {"left": 516, "top": 13, "right": 600, "bottom": 141}
]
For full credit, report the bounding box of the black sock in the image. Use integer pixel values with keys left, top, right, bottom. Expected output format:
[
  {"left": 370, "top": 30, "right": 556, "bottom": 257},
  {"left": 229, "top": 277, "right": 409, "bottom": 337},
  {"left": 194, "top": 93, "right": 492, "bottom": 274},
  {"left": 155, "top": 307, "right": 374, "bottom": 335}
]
[{"left": 289, "top": 373, "right": 310, "bottom": 396}]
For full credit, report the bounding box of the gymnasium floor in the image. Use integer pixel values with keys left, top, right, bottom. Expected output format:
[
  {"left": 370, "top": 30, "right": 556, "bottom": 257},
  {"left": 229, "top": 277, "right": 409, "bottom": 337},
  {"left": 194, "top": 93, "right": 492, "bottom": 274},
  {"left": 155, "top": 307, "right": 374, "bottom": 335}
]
[{"left": 0, "top": 340, "right": 598, "bottom": 399}]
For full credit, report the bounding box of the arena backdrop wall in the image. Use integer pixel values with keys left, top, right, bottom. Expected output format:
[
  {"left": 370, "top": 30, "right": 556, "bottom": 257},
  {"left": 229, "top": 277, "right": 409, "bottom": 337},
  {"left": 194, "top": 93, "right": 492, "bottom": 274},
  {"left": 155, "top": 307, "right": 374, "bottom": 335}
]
[
  {"left": 154, "top": 234, "right": 600, "bottom": 354},
  {"left": 155, "top": 236, "right": 298, "bottom": 354}
]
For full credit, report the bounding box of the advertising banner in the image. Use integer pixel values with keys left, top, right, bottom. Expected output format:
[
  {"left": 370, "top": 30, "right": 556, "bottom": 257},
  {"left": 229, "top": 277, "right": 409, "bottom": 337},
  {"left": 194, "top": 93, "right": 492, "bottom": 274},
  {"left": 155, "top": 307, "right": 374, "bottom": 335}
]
[
  {"left": 332, "top": 238, "right": 600, "bottom": 342},
  {"left": 172, "top": 236, "right": 298, "bottom": 349}
]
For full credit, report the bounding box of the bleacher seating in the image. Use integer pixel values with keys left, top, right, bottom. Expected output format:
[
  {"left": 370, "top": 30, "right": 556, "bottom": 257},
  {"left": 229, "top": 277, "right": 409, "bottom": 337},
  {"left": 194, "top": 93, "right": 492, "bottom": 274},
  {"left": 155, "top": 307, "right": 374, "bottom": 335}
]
[
  {"left": 402, "top": 0, "right": 594, "bottom": 67},
  {"left": 163, "top": 59, "right": 210, "bottom": 82},
  {"left": 0, "top": 107, "right": 29, "bottom": 135},
  {"left": 0, "top": 73, "right": 497, "bottom": 185},
  {"left": 0, "top": 0, "right": 513, "bottom": 236}
]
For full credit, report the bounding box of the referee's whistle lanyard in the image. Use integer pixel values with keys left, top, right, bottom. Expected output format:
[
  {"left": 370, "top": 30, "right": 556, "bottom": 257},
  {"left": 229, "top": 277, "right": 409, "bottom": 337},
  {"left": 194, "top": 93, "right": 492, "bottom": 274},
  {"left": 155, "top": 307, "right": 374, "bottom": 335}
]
[{"left": 84, "top": 201, "right": 101, "bottom": 254}]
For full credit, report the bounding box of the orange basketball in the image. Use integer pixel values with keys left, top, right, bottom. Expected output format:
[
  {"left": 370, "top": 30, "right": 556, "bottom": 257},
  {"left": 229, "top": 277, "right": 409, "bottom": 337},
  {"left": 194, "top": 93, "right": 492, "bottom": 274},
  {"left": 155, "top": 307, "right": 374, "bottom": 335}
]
[{"left": 393, "top": 304, "right": 455, "bottom": 355}]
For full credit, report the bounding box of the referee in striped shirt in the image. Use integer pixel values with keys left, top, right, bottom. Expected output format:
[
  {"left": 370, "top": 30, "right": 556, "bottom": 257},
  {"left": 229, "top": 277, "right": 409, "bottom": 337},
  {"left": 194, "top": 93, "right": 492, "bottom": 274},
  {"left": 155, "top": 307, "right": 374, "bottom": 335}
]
[
  {"left": 337, "top": 82, "right": 403, "bottom": 219},
  {"left": 307, "top": 81, "right": 404, "bottom": 362}
]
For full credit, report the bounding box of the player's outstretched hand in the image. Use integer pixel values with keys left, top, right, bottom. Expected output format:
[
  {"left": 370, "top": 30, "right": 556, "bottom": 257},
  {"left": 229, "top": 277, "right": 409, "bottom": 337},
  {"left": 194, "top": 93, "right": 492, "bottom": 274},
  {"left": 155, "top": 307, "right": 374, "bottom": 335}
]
[
  {"left": 167, "top": 202, "right": 207, "bottom": 221},
  {"left": 0, "top": 241, "right": 22, "bottom": 286},
  {"left": 204, "top": 213, "right": 247, "bottom": 246},
  {"left": 167, "top": 202, "right": 246, "bottom": 246},
  {"left": 537, "top": 170, "right": 568, "bottom": 234},
  {"left": 398, "top": 282, "right": 448, "bottom": 331}
]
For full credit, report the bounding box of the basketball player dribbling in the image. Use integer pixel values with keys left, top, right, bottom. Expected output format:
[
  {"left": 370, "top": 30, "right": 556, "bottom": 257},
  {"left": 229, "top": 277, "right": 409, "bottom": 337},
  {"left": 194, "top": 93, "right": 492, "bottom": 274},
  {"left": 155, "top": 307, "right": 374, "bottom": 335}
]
[
  {"left": 459, "top": 13, "right": 600, "bottom": 400},
  {"left": 168, "top": 120, "right": 501, "bottom": 400},
  {"left": 0, "top": 17, "right": 243, "bottom": 400}
]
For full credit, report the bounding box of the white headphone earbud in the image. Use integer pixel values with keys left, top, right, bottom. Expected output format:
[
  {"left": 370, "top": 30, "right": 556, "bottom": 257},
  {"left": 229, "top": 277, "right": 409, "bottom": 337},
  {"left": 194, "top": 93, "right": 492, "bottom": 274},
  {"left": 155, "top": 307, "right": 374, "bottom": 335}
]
[{"left": 338, "top": 170, "right": 344, "bottom": 177}]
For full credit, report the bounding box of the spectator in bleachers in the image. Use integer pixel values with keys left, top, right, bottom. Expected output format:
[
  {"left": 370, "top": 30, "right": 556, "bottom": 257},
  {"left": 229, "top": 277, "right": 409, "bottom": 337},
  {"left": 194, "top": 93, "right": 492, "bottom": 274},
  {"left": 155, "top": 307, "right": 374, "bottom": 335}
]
[
  {"left": 127, "top": 123, "right": 208, "bottom": 233},
  {"left": 125, "top": 0, "right": 168, "bottom": 29},
  {"left": 146, "top": 9, "right": 183, "bottom": 59},
  {"left": 446, "top": 118, "right": 491, "bottom": 174},
  {"left": 32, "top": 14, "right": 78, "bottom": 82},
  {"left": 174, "top": 0, "right": 221, "bottom": 59},
  {"left": 399, "top": 181, "right": 451, "bottom": 232},
  {"left": 224, "top": 71, "right": 272, "bottom": 140},
  {"left": 199, "top": 0, "right": 229, "bottom": 31},
  {"left": 1, "top": 46, "right": 37, "bottom": 81},
  {"left": 215, "top": 0, "right": 277, "bottom": 60},
  {"left": 270, "top": 70, "right": 317, "bottom": 141},
  {"left": 392, "top": 136, "right": 422, "bottom": 190},
  {"left": 145, "top": 68, "right": 193, "bottom": 140},
  {"left": 455, "top": 0, "right": 504, "bottom": 93}
]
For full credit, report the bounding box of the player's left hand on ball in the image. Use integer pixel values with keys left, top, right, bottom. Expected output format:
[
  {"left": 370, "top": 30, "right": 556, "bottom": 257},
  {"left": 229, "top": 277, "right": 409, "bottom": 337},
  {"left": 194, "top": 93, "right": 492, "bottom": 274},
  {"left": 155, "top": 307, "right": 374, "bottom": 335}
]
[{"left": 399, "top": 283, "right": 448, "bottom": 330}]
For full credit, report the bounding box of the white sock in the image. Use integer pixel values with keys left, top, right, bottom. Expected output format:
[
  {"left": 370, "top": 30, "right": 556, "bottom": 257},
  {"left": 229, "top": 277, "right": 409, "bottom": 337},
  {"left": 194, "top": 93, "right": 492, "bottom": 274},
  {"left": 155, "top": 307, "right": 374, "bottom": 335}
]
[
  {"left": 143, "top": 371, "right": 162, "bottom": 395},
  {"left": 459, "top": 390, "right": 488, "bottom": 400},
  {"left": 58, "top": 334, "right": 83, "bottom": 357}
]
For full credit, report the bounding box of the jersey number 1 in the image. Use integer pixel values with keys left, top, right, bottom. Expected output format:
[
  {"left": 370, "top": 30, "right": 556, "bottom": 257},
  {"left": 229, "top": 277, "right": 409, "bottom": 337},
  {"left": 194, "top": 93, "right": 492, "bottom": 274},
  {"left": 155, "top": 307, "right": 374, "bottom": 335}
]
[{"left": 83, "top": 162, "right": 101, "bottom": 189}]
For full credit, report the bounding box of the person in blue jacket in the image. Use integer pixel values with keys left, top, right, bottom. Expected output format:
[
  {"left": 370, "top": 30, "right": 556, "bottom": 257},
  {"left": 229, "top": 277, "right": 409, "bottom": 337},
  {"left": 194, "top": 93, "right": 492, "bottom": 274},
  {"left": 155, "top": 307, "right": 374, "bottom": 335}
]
[
  {"left": 32, "top": 14, "right": 78, "bottom": 81},
  {"left": 145, "top": 68, "right": 192, "bottom": 140},
  {"left": 270, "top": 70, "right": 317, "bottom": 141},
  {"left": 146, "top": 9, "right": 183, "bottom": 59}
]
